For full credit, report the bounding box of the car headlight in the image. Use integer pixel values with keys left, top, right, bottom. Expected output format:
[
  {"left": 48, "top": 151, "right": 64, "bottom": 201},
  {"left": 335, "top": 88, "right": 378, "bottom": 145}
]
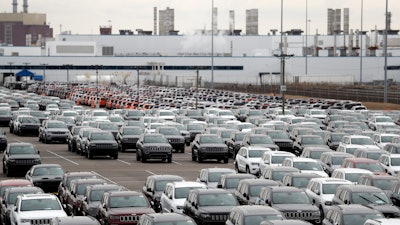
[
  {"left": 8, "top": 159, "right": 16, "bottom": 163},
  {"left": 201, "top": 213, "right": 211, "bottom": 219},
  {"left": 109, "top": 215, "right": 119, "bottom": 220},
  {"left": 90, "top": 143, "right": 96, "bottom": 147},
  {"left": 177, "top": 205, "right": 183, "bottom": 209},
  {"left": 21, "top": 218, "right": 31, "bottom": 223},
  {"left": 251, "top": 163, "right": 259, "bottom": 166},
  {"left": 34, "top": 159, "right": 41, "bottom": 163},
  {"left": 313, "top": 211, "right": 321, "bottom": 216},
  {"left": 324, "top": 201, "right": 332, "bottom": 206}
]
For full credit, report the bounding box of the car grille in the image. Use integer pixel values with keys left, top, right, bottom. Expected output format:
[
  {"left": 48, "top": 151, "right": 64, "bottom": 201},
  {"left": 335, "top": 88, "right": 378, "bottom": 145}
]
[
  {"left": 283, "top": 211, "right": 315, "bottom": 219},
  {"left": 30, "top": 219, "right": 52, "bottom": 225},
  {"left": 275, "top": 142, "right": 293, "bottom": 148},
  {"left": 51, "top": 132, "right": 67, "bottom": 135},
  {"left": 169, "top": 138, "right": 183, "bottom": 143},
  {"left": 95, "top": 144, "right": 114, "bottom": 148},
  {"left": 15, "top": 159, "right": 36, "bottom": 165},
  {"left": 203, "top": 147, "right": 226, "bottom": 152},
  {"left": 125, "top": 138, "right": 137, "bottom": 143},
  {"left": 210, "top": 214, "right": 228, "bottom": 221},
  {"left": 148, "top": 146, "right": 170, "bottom": 151},
  {"left": 120, "top": 215, "right": 140, "bottom": 222}
]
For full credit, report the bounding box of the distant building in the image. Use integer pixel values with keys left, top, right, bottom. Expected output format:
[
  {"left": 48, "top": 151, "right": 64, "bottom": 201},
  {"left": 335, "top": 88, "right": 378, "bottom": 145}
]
[
  {"left": 229, "top": 10, "right": 235, "bottom": 35},
  {"left": 212, "top": 7, "right": 218, "bottom": 34},
  {"left": 327, "top": 8, "right": 348, "bottom": 35},
  {"left": 159, "top": 7, "right": 174, "bottom": 35},
  {"left": 246, "top": 9, "right": 258, "bottom": 35},
  {"left": 0, "top": 12, "right": 53, "bottom": 46}
]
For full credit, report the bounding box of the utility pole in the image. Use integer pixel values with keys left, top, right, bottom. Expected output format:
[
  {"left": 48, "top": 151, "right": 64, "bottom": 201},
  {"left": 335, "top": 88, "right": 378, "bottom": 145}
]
[{"left": 40, "top": 63, "right": 48, "bottom": 83}]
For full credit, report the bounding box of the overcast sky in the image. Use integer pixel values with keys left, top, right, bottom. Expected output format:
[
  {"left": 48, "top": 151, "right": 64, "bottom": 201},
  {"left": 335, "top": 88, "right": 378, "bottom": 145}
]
[{"left": 1, "top": 0, "right": 399, "bottom": 35}]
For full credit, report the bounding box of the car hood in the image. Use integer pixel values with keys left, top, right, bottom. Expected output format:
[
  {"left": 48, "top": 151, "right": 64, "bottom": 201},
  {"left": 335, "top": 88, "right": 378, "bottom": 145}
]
[
  {"left": 9, "top": 154, "right": 40, "bottom": 160},
  {"left": 143, "top": 143, "right": 171, "bottom": 147},
  {"left": 122, "top": 135, "right": 140, "bottom": 139},
  {"left": 199, "top": 144, "right": 227, "bottom": 148},
  {"left": 199, "top": 205, "right": 236, "bottom": 213},
  {"left": 108, "top": 207, "right": 155, "bottom": 215},
  {"left": 273, "top": 204, "right": 318, "bottom": 211},
  {"left": 18, "top": 210, "right": 67, "bottom": 218},
  {"left": 46, "top": 128, "right": 69, "bottom": 132},
  {"left": 366, "top": 204, "right": 400, "bottom": 214}
]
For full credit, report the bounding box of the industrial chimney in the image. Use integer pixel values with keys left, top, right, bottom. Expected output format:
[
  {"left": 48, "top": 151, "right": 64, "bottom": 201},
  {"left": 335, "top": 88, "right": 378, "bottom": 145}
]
[
  {"left": 12, "top": 0, "right": 18, "bottom": 13},
  {"left": 23, "top": 0, "right": 28, "bottom": 13}
]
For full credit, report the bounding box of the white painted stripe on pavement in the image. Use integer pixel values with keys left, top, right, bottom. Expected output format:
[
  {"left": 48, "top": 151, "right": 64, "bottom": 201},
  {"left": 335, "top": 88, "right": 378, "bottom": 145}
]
[
  {"left": 47, "top": 150, "right": 79, "bottom": 165},
  {"left": 145, "top": 170, "right": 156, "bottom": 175},
  {"left": 172, "top": 161, "right": 182, "bottom": 165},
  {"left": 117, "top": 159, "right": 131, "bottom": 165},
  {"left": 91, "top": 171, "right": 117, "bottom": 184}
]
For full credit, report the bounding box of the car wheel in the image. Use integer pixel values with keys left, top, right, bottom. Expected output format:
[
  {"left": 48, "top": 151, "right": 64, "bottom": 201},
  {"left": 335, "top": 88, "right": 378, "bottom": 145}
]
[
  {"left": 224, "top": 157, "right": 229, "bottom": 164},
  {"left": 68, "top": 144, "right": 71, "bottom": 152},
  {"left": 191, "top": 150, "right": 197, "bottom": 161},
  {"left": 2, "top": 164, "right": 5, "bottom": 174},
  {"left": 88, "top": 150, "right": 93, "bottom": 159},
  {"left": 141, "top": 155, "right": 147, "bottom": 163},
  {"left": 44, "top": 137, "right": 49, "bottom": 144},
  {"left": 136, "top": 152, "right": 141, "bottom": 161},
  {"left": 113, "top": 153, "right": 118, "bottom": 159},
  {"left": 5, "top": 167, "right": 10, "bottom": 177},
  {"left": 246, "top": 166, "right": 250, "bottom": 173},
  {"left": 198, "top": 155, "right": 203, "bottom": 163},
  {"left": 180, "top": 148, "right": 185, "bottom": 153},
  {"left": 80, "top": 149, "right": 85, "bottom": 156},
  {"left": 17, "top": 129, "right": 22, "bottom": 136},
  {"left": 235, "top": 163, "right": 240, "bottom": 173},
  {"left": 167, "top": 156, "right": 172, "bottom": 163},
  {"left": 121, "top": 146, "right": 125, "bottom": 152}
]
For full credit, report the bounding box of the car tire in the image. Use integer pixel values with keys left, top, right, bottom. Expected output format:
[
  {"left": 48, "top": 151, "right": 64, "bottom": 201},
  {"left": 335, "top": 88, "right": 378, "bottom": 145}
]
[
  {"left": 191, "top": 150, "right": 197, "bottom": 161},
  {"left": 113, "top": 153, "right": 118, "bottom": 159},
  {"left": 167, "top": 157, "right": 172, "bottom": 163},
  {"left": 235, "top": 163, "right": 240, "bottom": 173},
  {"left": 5, "top": 167, "right": 10, "bottom": 177},
  {"left": 136, "top": 153, "right": 141, "bottom": 161},
  {"left": 224, "top": 157, "right": 229, "bottom": 164},
  {"left": 198, "top": 155, "right": 203, "bottom": 163},
  {"left": 68, "top": 144, "right": 71, "bottom": 152},
  {"left": 246, "top": 166, "right": 250, "bottom": 173},
  {"left": 88, "top": 150, "right": 93, "bottom": 159},
  {"left": 141, "top": 155, "right": 147, "bottom": 163}
]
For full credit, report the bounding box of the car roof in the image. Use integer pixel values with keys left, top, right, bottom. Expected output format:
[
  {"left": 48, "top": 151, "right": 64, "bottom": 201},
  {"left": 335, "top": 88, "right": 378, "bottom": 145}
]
[
  {"left": 333, "top": 204, "right": 383, "bottom": 215},
  {"left": 52, "top": 216, "right": 100, "bottom": 225},
  {"left": 333, "top": 168, "right": 373, "bottom": 174},
  {"left": 147, "top": 174, "right": 184, "bottom": 181},
  {"left": 337, "top": 184, "right": 385, "bottom": 192},
  {"left": 143, "top": 213, "right": 194, "bottom": 222},
  {"left": 233, "top": 205, "right": 282, "bottom": 215},
  {"left": 308, "top": 177, "right": 352, "bottom": 184},
  {"left": 168, "top": 181, "right": 206, "bottom": 188}
]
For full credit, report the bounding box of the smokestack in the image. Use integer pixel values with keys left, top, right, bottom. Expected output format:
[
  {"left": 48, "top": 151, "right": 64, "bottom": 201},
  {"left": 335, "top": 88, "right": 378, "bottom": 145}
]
[
  {"left": 12, "top": 0, "right": 18, "bottom": 13},
  {"left": 229, "top": 10, "right": 235, "bottom": 35},
  {"left": 23, "top": 0, "right": 28, "bottom": 13}
]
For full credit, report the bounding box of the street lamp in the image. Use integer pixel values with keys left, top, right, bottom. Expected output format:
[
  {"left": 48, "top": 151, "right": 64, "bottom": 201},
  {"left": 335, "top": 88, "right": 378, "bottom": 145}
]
[
  {"left": 384, "top": 0, "right": 388, "bottom": 103},
  {"left": 211, "top": 0, "right": 215, "bottom": 89},
  {"left": 7, "top": 62, "right": 14, "bottom": 73},
  {"left": 40, "top": 63, "right": 48, "bottom": 83},
  {"left": 305, "top": 0, "right": 308, "bottom": 75},
  {"left": 63, "top": 64, "right": 72, "bottom": 83},
  {"left": 137, "top": 67, "right": 140, "bottom": 109}
]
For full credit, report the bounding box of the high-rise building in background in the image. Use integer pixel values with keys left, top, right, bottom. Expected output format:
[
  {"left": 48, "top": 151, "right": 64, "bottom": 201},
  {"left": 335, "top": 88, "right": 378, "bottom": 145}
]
[
  {"left": 153, "top": 7, "right": 157, "bottom": 35},
  {"left": 343, "top": 8, "right": 349, "bottom": 35},
  {"left": 159, "top": 7, "right": 174, "bottom": 35},
  {"left": 327, "top": 8, "right": 348, "bottom": 35},
  {"left": 246, "top": 9, "right": 258, "bottom": 35}
]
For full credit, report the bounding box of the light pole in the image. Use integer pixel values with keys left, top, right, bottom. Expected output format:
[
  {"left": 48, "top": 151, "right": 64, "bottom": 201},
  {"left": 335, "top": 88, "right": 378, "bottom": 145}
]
[
  {"left": 384, "top": 0, "right": 388, "bottom": 103},
  {"left": 305, "top": 0, "right": 308, "bottom": 75},
  {"left": 211, "top": 0, "right": 215, "bottom": 89},
  {"left": 40, "top": 63, "right": 48, "bottom": 83},
  {"left": 137, "top": 67, "right": 140, "bottom": 109},
  {"left": 359, "top": 0, "right": 364, "bottom": 84},
  {"left": 23, "top": 62, "right": 30, "bottom": 83},
  {"left": 63, "top": 64, "right": 72, "bottom": 83},
  {"left": 7, "top": 62, "right": 14, "bottom": 73},
  {"left": 196, "top": 69, "right": 199, "bottom": 109}
]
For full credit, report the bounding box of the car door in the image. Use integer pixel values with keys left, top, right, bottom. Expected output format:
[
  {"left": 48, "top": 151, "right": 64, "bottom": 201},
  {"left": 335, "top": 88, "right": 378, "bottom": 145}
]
[{"left": 236, "top": 148, "right": 246, "bottom": 172}]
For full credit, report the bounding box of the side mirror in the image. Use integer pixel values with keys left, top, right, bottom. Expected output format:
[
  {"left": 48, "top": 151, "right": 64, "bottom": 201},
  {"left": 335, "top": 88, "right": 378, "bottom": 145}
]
[
  {"left": 217, "top": 184, "right": 222, "bottom": 188},
  {"left": 102, "top": 203, "right": 106, "bottom": 208}
]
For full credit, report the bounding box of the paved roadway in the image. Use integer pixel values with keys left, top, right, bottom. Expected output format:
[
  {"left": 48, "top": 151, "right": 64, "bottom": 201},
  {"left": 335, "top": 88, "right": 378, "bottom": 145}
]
[{"left": 1, "top": 130, "right": 235, "bottom": 192}]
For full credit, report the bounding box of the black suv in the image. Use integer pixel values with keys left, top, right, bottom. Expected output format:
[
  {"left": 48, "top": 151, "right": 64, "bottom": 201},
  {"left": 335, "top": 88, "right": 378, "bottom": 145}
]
[
  {"left": 156, "top": 126, "right": 185, "bottom": 153},
  {"left": 191, "top": 134, "right": 229, "bottom": 163},
  {"left": 183, "top": 188, "right": 239, "bottom": 225},
  {"left": 116, "top": 126, "right": 145, "bottom": 152},
  {"left": 136, "top": 133, "right": 173, "bottom": 163},
  {"left": 255, "top": 186, "right": 321, "bottom": 224},
  {"left": 235, "top": 179, "right": 280, "bottom": 205},
  {"left": 138, "top": 213, "right": 196, "bottom": 225},
  {"left": 322, "top": 205, "right": 383, "bottom": 225},
  {"left": 13, "top": 115, "right": 40, "bottom": 136},
  {"left": 2, "top": 142, "right": 41, "bottom": 177},
  {"left": 332, "top": 184, "right": 400, "bottom": 218},
  {"left": 85, "top": 131, "right": 119, "bottom": 159},
  {"left": 226, "top": 205, "right": 285, "bottom": 225}
]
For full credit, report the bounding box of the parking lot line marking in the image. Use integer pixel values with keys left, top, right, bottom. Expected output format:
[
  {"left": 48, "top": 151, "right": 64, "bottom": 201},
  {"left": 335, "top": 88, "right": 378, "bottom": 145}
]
[
  {"left": 145, "top": 170, "right": 156, "bottom": 175},
  {"left": 47, "top": 150, "right": 79, "bottom": 165},
  {"left": 117, "top": 159, "right": 131, "bottom": 165},
  {"left": 172, "top": 161, "right": 182, "bottom": 165},
  {"left": 91, "top": 171, "right": 117, "bottom": 184}
]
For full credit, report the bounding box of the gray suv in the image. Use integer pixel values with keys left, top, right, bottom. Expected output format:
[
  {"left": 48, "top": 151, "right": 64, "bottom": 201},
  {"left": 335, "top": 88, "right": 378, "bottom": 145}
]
[
  {"left": 2, "top": 142, "right": 41, "bottom": 177},
  {"left": 136, "top": 133, "right": 173, "bottom": 163},
  {"left": 85, "top": 131, "right": 119, "bottom": 159}
]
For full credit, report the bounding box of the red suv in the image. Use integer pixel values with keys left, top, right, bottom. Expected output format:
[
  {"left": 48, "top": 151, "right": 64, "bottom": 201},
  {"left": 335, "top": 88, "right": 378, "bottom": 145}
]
[{"left": 341, "top": 158, "right": 387, "bottom": 175}]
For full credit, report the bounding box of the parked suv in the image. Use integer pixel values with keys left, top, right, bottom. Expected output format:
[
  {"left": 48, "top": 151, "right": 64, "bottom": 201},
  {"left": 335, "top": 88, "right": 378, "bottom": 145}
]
[
  {"left": 226, "top": 205, "right": 285, "bottom": 225},
  {"left": 255, "top": 186, "right": 321, "bottom": 224},
  {"left": 13, "top": 115, "right": 40, "bottom": 136},
  {"left": 191, "top": 134, "right": 229, "bottom": 163},
  {"left": 234, "top": 146, "right": 270, "bottom": 175},
  {"left": 322, "top": 205, "right": 383, "bottom": 225},
  {"left": 332, "top": 184, "right": 400, "bottom": 217},
  {"left": 2, "top": 142, "right": 41, "bottom": 177},
  {"left": 136, "top": 133, "right": 173, "bottom": 163},
  {"left": 235, "top": 179, "right": 280, "bottom": 205},
  {"left": 138, "top": 213, "right": 196, "bottom": 225},
  {"left": 10, "top": 193, "right": 67, "bottom": 225},
  {"left": 160, "top": 181, "right": 206, "bottom": 213},
  {"left": 156, "top": 126, "right": 185, "bottom": 153},
  {"left": 38, "top": 120, "right": 70, "bottom": 144},
  {"left": 183, "top": 188, "right": 239, "bottom": 225},
  {"left": 85, "top": 131, "right": 119, "bottom": 159}
]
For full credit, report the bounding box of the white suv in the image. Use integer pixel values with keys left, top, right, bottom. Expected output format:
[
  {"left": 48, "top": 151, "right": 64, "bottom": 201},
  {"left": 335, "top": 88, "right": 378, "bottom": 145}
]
[
  {"left": 258, "top": 151, "right": 296, "bottom": 174},
  {"left": 10, "top": 193, "right": 67, "bottom": 225},
  {"left": 281, "top": 157, "right": 329, "bottom": 177},
  {"left": 234, "top": 146, "right": 271, "bottom": 175},
  {"left": 160, "top": 181, "right": 206, "bottom": 213}
]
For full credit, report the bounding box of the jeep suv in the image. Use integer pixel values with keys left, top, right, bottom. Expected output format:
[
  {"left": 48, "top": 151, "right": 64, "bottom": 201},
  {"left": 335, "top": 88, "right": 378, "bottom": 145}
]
[
  {"left": 191, "top": 134, "right": 229, "bottom": 163},
  {"left": 332, "top": 184, "right": 400, "bottom": 218},
  {"left": 255, "top": 186, "right": 321, "bottom": 224},
  {"left": 10, "top": 193, "right": 67, "bottom": 225},
  {"left": 183, "top": 188, "right": 239, "bottom": 225},
  {"left": 2, "top": 142, "right": 41, "bottom": 177},
  {"left": 156, "top": 126, "right": 185, "bottom": 153},
  {"left": 322, "top": 205, "right": 383, "bottom": 225},
  {"left": 226, "top": 205, "right": 285, "bottom": 225},
  {"left": 38, "top": 120, "right": 70, "bottom": 144},
  {"left": 138, "top": 213, "right": 196, "bottom": 225},
  {"left": 136, "top": 133, "right": 173, "bottom": 163},
  {"left": 235, "top": 179, "right": 280, "bottom": 205},
  {"left": 85, "top": 131, "right": 119, "bottom": 159}
]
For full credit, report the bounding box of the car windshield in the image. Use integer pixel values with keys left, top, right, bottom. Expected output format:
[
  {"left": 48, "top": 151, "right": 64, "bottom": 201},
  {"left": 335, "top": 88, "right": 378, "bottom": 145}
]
[
  {"left": 144, "top": 135, "right": 168, "bottom": 143},
  {"left": 272, "top": 191, "right": 310, "bottom": 204},
  {"left": 21, "top": 117, "right": 39, "bottom": 123},
  {"left": 200, "top": 136, "right": 223, "bottom": 144},
  {"left": 302, "top": 136, "right": 325, "bottom": 145},
  {"left": 234, "top": 133, "right": 246, "bottom": 141},
  {"left": 352, "top": 192, "right": 390, "bottom": 205},
  {"left": 198, "top": 193, "right": 236, "bottom": 206},
  {"left": 208, "top": 172, "right": 232, "bottom": 182},
  {"left": 98, "top": 123, "right": 119, "bottom": 130},
  {"left": 249, "top": 185, "right": 268, "bottom": 197},
  {"left": 272, "top": 171, "right": 292, "bottom": 181},
  {"left": 382, "top": 136, "right": 396, "bottom": 143},
  {"left": 0, "top": 111, "right": 11, "bottom": 116},
  {"left": 48, "top": 122, "right": 67, "bottom": 129},
  {"left": 250, "top": 136, "right": 273, "bottom": 144},
  {"left": 90, "top": 189, "right": 119, "bottom": 201},
  {"left": 91, "top": 133, "right": 115, "bottom": 140},
  {"left": 309, "top": 151, "right": 326, "bottom": 160},
  {"left": 322, "top": 183, "right": 345, "bottom": 195},
  {"left": 225, "top": 178, "right": 243, "bottom": 189},
  {"left": 343, "top": 214, "right": 382, "bottom": 225},
  {"left": 159, "top": 128, "right": 180, "bottom": 135},
  {"left": 271, "top": 155, "right": 293, "bottom": 164},
  {"left": 244, "top": 215, "right": 284, "bottom": 225},
  {"left": 332, "top": 156, "right": 351, "bottom": 165},
  {"left": 174, "top": 186, "right": 205, "bottom": 199},
  {"left": 109, "top": 195, "right": 149, "bottom": 208},
  {"left": 187, "top": 124, "right": 204, "bottom": 130},
  {"left": 57, "top": 117, "right": 74, "bottom": 124},
  {"left": 155, "top": 221, "right": 195, "bottom": 225},
  {"left": 293, "top": 177, "right": 313, "bottom": 188},
  {"left": 109, "top": 117, "right": 124, "bottom": 123},
  {"left": 20, "top": 198, "right": 61, "bottom": 211},
  {"left": 345, "top": 173, "right": 367, "bottom": 183},
  {"left": 93, "top": 111, "right": 108, "bottom": 117},
  {"left": 32, "top": 167, "right": 64, "bottom": 176},
  {"left": 332, "top": 134, "right": 345, "bottom": 142},
  {"left": 351, "top": 138, "right": 374, "bottom": 145},
  {"left": 268, "top": 132, "right": 289, "bottom": 139},
  {"left": 9, "top": 145, "right": 36, "bottom": 154},
  {"left": 372, "top": 179, "right": 398, "bottom": 190},
  {"left": 249, "top": 150, "right": 268, "bottom": 158},
  {"left": 123, "top": 128, "right": 144, "bottom": 135},
  {"left": 8, "top": 190, "right": 42, "bottom": 204},
  {"left": 354, "top": 163, "right": 384, "bottom": 172},
  {"left": 155, "top": 180, "right": 182, "bottom": 192},
  {"left": 293, "top": 161, "right": 322, "bottom": 171}
]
